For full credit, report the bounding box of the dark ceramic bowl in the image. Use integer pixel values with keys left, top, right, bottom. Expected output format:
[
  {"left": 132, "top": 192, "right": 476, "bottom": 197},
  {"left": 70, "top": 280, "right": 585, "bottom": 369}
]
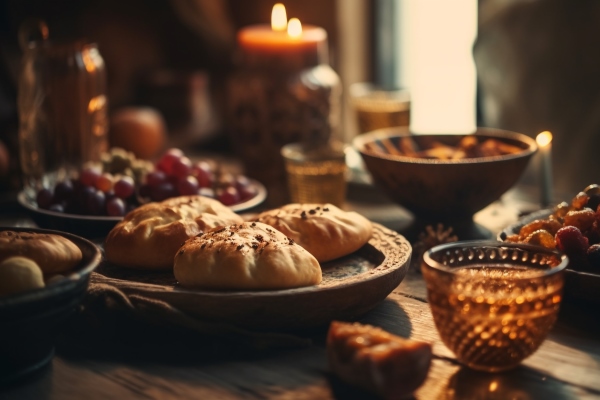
[
  {"left": 0, "top": 227, "right": 102, "bottom": 383},
  {"left": 353, "top": 127, "right": 537, "bottom": 220}
]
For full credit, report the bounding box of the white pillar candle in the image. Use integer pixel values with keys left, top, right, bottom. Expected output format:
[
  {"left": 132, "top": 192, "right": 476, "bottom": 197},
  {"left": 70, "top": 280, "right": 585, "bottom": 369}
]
[{"left": 536, "top": 131, "right": 553, "bottom": 207}]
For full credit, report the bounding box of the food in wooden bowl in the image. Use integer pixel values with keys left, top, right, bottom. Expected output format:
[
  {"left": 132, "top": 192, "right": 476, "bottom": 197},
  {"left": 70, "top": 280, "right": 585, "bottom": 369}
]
[
  {"left": 500, "top": 184, "right": 600, "bottom": 306},
  {"left": 0, "top": 228, "right": 101, "bottom": 382},
  {"left": 502, "top": 184, "right": 600, "bottom": 272},
  {"left": 353, "top": 127, "right": 537, "bottom": 220}
]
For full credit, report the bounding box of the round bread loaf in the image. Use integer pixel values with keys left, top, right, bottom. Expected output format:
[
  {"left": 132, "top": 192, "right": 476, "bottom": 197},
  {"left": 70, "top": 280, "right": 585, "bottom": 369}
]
[
  {"left": 174, "top": 222, "right": 322, "bottom": 290},
  {"left": 0, "top": 231, "right": 82, "bottom": 274},
  {"left": 105, "top": 195, "right": 244, "bottom": 270},
  {"left": 254, "top": 204, "right": 373, "bottom": 262},
  {"left": 0, "top": 256, "right": 45, "bottom": 297}
]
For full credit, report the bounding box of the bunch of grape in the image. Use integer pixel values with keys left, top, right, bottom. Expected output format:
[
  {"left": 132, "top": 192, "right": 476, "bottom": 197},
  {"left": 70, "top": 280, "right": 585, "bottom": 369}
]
[
  {"left": 34, "top": 147, "right": 259, "bottom": 217},
  {"left": 505, "top": 184, "right": 600, "bottom": 270},
  {"left": 35, "top": 166, "right": 139, "bottom": 217},
  {"left": 138, "top": 149, "right": 258, "bottom": 206}
]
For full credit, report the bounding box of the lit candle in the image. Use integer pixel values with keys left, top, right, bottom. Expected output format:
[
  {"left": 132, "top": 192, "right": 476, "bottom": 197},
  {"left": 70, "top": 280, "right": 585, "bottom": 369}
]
[
  {"left": 237, "top": 3, "right": 329, "bottom": 69},
  {"left": 536, "top": 131, "right": 553, "bottom": 207}
]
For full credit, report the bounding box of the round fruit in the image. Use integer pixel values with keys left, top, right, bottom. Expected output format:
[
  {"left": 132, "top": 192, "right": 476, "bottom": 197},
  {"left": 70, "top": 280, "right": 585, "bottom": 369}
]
[
  {"left": 80, "top": 167, "right": 101, "bottom": 187},
  {"left": 0, "top": 257, "right": 44, "bottom": 297},
  {"left": 217, "top": 186, "right": 240, "bottom": 206},
  {"left": 171, "top": 156, "right": 192, "bottom": 178},
  {"left": 106, "top": 197, "right": 127, "bottom": 216},
  {"left": 109, "top": 107, "right": 167, "bottom": 160},
  {"left": 555, "top": 226, "right": 589, "bottom": 255},
  {"left": 157, "top": 148, "right": 184, "bottom": 175},
  {"left": 177, "top": 176, "right": 199, "bottom": 196},
  {"left": 36, "top": 188, "right": 53, "bottom": 209},
  {"left": 114, "top": 176, "right": 135, "bottom": 199}
]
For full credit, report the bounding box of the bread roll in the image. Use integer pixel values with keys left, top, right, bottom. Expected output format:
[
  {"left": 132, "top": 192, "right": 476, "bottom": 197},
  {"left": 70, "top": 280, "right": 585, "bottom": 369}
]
[
  {"left": 0, "top": 231, "right": 82, "bottom": 274},
  {"left": 105, "top": 195, "right": 244, "bottom": 270},
  {"left": 174, "top": 222, "right": 322, "bottom": 290},
  {"left": 255, "top": 204, "right": 372, "bottom": 262}
]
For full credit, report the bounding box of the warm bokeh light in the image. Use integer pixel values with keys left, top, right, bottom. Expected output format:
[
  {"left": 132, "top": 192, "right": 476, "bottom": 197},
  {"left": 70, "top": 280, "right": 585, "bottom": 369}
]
[
  {"left": 271, "top": 3, "right": 287, "bottom": 31},
  {"left": 536, "top": 131, "right": 553, "bottom": 147},
  {"left": 287, "top": 18, "right": 302, "bottom": 38}
]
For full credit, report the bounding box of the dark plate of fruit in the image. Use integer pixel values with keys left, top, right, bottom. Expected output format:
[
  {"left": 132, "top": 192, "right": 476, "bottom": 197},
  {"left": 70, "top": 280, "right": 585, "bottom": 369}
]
[
  {"left": 499, "top": 184, "right": 600, "bottom": 305},
  {"left": 18, "top": 148, "right": 267, "bottom": 239}
]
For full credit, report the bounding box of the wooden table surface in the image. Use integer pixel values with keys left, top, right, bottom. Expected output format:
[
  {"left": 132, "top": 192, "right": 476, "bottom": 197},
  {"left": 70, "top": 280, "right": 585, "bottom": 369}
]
[{"left": 1, "top": 184, "right": 599, "bottom": 400}]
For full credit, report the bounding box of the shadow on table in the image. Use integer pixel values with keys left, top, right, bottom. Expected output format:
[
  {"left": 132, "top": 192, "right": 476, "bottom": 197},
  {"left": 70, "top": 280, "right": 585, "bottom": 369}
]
[
  {"left": 358, "top": 298, "right": 413, "bottom": 339},
  {"left": 54, "top": 308, "right": 328, "bottom": 366},
  {"left": 441, "top": 365, "right": 573, "bottom": 400}
]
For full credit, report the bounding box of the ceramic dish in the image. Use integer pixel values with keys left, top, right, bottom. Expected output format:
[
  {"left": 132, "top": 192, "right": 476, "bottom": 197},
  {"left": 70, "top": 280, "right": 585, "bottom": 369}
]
[
  {"left": 93, "top": 223, "right": 411, "bottom": 330},
  {"left": 499, "top": 209, "right": 600, "bottom": 305},
  {"left": 17, "top": 179, "right": 267, "bottom": 239},
  {"left": 0, "top": 227, "right": 102, "bottom": 383}
]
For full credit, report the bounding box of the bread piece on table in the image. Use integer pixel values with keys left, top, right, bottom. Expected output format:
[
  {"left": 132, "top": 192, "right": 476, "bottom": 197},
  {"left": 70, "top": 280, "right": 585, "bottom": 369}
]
[
  {"left": 0, "top": 230, "right": 82, "bottom": 274},
  {"left": 254, "top": 204, "right": 372, "bottom": 262},
  {"left": 174, "top": 222, "right": 322, "bottom": 290},
  {"left": 327, "top": 321, "right": 432, "bottom": 399},
  {"left": 105, "top": 195, "right": 243, "bottom": 270}
]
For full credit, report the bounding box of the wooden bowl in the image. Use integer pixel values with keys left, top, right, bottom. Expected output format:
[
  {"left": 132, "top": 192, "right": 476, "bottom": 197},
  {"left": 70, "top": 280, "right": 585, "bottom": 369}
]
[
  {"left": 0, "top": 227, "right": 102, "bottom": 383},
  {"left": 353, "top": 127, "right": 537, "bottom": 220}
]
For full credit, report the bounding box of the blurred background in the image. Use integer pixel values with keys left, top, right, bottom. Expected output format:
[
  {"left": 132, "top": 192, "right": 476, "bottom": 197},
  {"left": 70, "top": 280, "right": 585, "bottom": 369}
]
[{"left": 1, "top": 0, "right": 599, "bottom": 197}]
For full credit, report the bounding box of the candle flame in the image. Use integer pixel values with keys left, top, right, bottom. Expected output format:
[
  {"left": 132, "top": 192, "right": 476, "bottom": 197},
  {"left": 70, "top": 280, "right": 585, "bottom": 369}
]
[
  {"left": 271, "top": 3, "right": 287, "bottom": 31},
  {"left": 287, "top": 18, "right": 302, "bottom": 38},
  {"left": 536, "top": 131, "right": 552, "bottom": 147}
]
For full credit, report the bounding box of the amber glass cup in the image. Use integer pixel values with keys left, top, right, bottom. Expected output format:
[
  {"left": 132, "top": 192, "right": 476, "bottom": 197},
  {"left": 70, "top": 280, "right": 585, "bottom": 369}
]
[
  {"left": 422, "top": 241, "right": 568, "bottom": 372},
  {"left": 281, "top": 141, "right": 347, "bottom": 207}
]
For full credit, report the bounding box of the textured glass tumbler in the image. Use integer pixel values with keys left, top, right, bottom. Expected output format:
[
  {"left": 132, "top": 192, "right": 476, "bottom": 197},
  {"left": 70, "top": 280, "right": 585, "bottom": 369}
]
[
  {"left": 282, "top": 141, "right": 347, "bottom": 207},
  {"left": 422, "top": 241, "right": 568, "bottom": 372}
]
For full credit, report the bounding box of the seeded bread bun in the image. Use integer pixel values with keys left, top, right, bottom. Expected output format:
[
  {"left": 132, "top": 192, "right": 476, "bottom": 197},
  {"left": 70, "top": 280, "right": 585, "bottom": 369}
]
[
  {"left": 254, "top": 204, "right": 373, "bottom": 262},
  {"left": 105, "top": 195, "right": 244, "bottom": 270},
  {"left": 174, "top": 222, "right": 322, "bottom": 290},
  {"left": 0, "top": 231, "right": 82, "bottom": 274}
]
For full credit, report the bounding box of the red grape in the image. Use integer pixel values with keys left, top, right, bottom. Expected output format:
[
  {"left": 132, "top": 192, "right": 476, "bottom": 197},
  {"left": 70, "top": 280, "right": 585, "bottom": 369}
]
[
  {"left": 145, "top": 170, "right": 167, "bottom": 187},
  {"left": 238, "top": 184, "right": 258, "bottom": 201},
  {"left": 138, "top": 184, "right": 152, "bottom": 199},
  {"left": 114, "top": 176, "right": 135, "bottom": 199},
  {"left": 171, "top": 156, "right": 192, "bottom": 178},
  {"left": 151, "top": 182, "right": 176, "bottom": 201},
  {"left": 36, "top": 188, "right": 54, "bottom": 209},
  {"left": 556, "top": 226, "right": 589, "bottom": 255},
  {"left": 54, "top": 180, "right": 74, "bottom": 202},
  {"left": 217, "top": 186, "right": 240, "bottom": 205},
  {"left": 157, "top": 148, "right": 183, "bottom": 175},
  {"left": 106, "top": 197, "right": 126, "bottom": 216},
  {"left": 80, "top": 167, "right": 101, "bottom": 187},
  {"left": 177, "top": 176, "right": 199, "bottom": 195},
  {"left": 87, "top": 190, "right": 106, "bottom": 215},
  {"left": 192, "top": 161, "right": 213, "bottom": 187}
]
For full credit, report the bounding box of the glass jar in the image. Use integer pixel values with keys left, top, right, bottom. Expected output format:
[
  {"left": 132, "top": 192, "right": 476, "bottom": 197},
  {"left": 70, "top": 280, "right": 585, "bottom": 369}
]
[
  {"left": 18, "top": 20, "right": 108, "bottom": 199},
  {"left": 227, "top": 25, "right": 341, "bottom": 190}
]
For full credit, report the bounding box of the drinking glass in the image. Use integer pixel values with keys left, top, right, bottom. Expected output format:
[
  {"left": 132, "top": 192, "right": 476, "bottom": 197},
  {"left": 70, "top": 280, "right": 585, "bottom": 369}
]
[
  {"left": 281, "top": 141, "right": 347, "bottom": 207},
  {"left": 350, "top": 83, "right": 410, "bottom": 134},
  {"left": 422, "top": 241, "right": 568, "bottom": 372},
  {"left": 18, "top": 20, "right": 108, "bottom": 199}
]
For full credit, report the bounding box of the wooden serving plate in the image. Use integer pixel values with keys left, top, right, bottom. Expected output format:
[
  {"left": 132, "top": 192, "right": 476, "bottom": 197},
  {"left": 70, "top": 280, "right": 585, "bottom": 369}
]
[{"left": 93, "top": 223, "right": 411, "bottom": 330}]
